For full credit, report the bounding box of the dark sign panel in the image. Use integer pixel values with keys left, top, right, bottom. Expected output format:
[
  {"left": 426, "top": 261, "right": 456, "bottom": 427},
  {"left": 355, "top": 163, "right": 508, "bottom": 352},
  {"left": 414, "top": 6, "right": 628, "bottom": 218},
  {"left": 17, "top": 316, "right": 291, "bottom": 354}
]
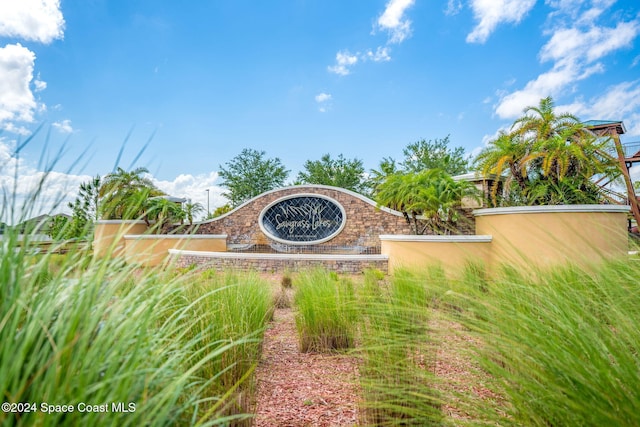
[{"left": 259, "top": 195, "right": 346, "bottom": 244}]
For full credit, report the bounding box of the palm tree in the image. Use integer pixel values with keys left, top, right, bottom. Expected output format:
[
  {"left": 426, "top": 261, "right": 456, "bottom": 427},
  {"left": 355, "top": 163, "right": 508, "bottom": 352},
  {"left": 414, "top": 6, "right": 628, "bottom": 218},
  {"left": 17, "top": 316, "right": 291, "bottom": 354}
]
[
  {"left": 183, "top": 201, "right": 204, "bottom": 225},
  {"left": 369, "top": 157, "right": 400, "bottom": 198},
  {"left": 144, "top": 197, "right": 186, "bottom": 234},
  {"left": 376, "top": 169, "right": 478, "bottom": 234},
  {"left": 474, "top": 131, "right": 531, "bottom": 204},
  {"left": 475, "top": 96, "right": 619, "bottom": 206},
  {"left": 512, "top": 96, "right": 583, "bottom": 142},
  {"left": 99, "top": 167, "right": 163, "bottom": 219}
]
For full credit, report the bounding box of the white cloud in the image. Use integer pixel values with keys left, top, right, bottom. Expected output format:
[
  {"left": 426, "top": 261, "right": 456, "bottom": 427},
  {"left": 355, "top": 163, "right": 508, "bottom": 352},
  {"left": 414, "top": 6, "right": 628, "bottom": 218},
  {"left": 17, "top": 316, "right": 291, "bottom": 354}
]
[
  {"left": 0, "top": 43, "right": 41, "bottom": 133},
  {"left": 466, "top": 0, "right": 537, "bottom": 44},
  {"left": 366, "top": 46, "right": 391, "bottom": 62},
  {"left": 376, "top": 0, "right": 415, "bottom": 44},
  {"left": 0, "top": 134, "right": 228, "bottom": 223},
  {"left": 0, "top": 0, "right": 65, "bottom": 44},
  {"left": 444, "top": 0, "right": 463, "bottom": 16},
  {"left": 0, "top": 136, "right": 90, "bottom": 223},
  {"left": 328, "top": 46, "right": 392, "bottom": 76},
  {"left": 52, "top": 119, "right": 73, "bottom": 134},
  {"left": 540, "top": 21, "right": 639, "bottom": 63},
  {"left": 34, "top": 78, "right": 47, "bottom": 92},
  {"left": 151, "top": 172, "right": 226, "bottom": 219},
  {"left": 494, "top": 2, "right": 640, "bottom": 120},
  {"left": 315, "top": 93, "right": 331, "bottom": 103},
  {"left": 328, "top": 50, "right": 358, "bottom": 75},
  {"left": 494, "top": 59, "right": 594, "bottom": 118},
  {"left": 314, "top": 92, "right": 332, "bottom": 112},
  {"left": 567, "top": 80, "right": 640, "bottom": 136}
]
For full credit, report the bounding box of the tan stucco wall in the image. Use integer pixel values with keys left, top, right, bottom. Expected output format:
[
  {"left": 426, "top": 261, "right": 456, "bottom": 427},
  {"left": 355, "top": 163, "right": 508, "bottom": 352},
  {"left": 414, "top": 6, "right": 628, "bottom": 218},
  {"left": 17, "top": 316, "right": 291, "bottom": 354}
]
[
  {"left": 475, "top": 206, "right": 629, "bottom": 271},
  {"left": 380, "top": 235, "right": 492, "bottom": 277},
  {"left": 93, "top": 221, "right": 148, "bottom": 258},
  {"left": 123, "top": 235, "right": 227, "bottom": 267}
]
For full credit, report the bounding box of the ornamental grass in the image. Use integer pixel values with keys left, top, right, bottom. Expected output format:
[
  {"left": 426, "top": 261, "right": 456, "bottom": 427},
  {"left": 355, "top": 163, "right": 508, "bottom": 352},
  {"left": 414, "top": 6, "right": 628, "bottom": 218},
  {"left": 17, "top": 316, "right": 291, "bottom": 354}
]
[
  {"left": 445, "top": 259, "right": 640, "bottom": 426},
  {"left": 293, "top": 268, "right": 357, "bottom": 352}
]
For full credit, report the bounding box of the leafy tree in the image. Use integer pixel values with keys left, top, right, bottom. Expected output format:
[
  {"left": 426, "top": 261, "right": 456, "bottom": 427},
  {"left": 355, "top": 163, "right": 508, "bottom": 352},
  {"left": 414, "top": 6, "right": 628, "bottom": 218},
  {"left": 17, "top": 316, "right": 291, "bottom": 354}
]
[
  {"left": 296, "top": 153, "right": 370, "bottom": 195},
  {"left": 65, "top": 175, "right": 101, "bottom": 239},
  {"left": 376, "top": 169, "right": 478, "bottom": 235},
  {"left": 47, "top": 215, "right": 71, "bottom": 240},
  {"left": 400, "top": 136, "right": 469, "bottom": 175},
  {"left": 474, "top": 96, "right": 619, "bottom": 206},
  {"left": 210, "top": 204, "right": 233, "bottom": 219},
  {"left": 219, "top": 149, "right": 289, "bottom": 207},
  {"left": 99, "top": 167, "right": 163, "bottom": 219}
]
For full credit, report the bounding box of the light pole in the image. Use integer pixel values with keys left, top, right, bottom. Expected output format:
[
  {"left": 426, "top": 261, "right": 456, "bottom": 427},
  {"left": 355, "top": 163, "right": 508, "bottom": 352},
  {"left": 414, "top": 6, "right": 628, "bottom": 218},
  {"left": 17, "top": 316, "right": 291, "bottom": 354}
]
[{"left": 205, "top": 189, "right": 210, "bottom": 218}]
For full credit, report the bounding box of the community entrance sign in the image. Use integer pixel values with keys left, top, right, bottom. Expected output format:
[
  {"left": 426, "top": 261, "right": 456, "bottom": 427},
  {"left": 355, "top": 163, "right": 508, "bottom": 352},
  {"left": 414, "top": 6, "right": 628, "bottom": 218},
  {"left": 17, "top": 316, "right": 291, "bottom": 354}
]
[{"left": 259, "top": 194, "right": 346, "bottom": 244}]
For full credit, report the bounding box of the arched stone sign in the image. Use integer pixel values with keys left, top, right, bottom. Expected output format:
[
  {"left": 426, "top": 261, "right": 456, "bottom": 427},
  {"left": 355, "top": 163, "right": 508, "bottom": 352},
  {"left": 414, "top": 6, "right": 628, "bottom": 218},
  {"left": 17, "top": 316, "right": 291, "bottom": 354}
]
[{"left": 194, "top": 185, "right": 413, "bottom": 253}]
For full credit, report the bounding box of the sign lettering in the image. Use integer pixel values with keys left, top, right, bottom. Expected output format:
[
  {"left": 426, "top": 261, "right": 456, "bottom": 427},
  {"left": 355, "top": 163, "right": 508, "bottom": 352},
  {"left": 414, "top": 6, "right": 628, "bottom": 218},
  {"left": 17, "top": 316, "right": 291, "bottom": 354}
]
[{"left": 259, "top": 195, "right": 346, "bottom": 244}]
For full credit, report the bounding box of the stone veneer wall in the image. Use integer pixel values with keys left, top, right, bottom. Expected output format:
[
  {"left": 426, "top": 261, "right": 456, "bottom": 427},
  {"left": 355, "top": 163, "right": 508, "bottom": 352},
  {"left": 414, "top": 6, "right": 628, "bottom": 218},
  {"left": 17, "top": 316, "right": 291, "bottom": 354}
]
[
  {"left": 192, "top": 185, "right": 415, "bottom": 249},
  {"left": 170, "top": 251, "right": 389, "bottom": 274}
]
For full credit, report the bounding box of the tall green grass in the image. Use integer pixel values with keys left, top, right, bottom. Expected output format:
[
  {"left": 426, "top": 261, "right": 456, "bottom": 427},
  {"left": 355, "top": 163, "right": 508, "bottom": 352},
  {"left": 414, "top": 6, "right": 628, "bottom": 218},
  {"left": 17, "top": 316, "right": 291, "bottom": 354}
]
[
  {"left": 294, "top": 269, "right": 357, "bottom": 352},
  {"left": 175, "top": 270, "right": 273, "bottom": 424},
  {"left": 0, "top": 229, "right": 272, "bottom": 426},
  {"left": 449, "top": 259, "right": 640, "bottom": 426},
  {"left": 358, "top": 268, "right": 442, "bottom": 426}
]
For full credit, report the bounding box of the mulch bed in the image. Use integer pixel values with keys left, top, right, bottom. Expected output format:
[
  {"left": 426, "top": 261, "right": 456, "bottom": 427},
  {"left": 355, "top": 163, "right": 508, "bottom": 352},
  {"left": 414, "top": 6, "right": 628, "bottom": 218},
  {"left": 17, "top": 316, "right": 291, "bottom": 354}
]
[
  {"left": 253, "top": 308, "right": 360, "bottom": 427},
  {"left": 252, "top": 278, "right": 498, "bottom": 426}
]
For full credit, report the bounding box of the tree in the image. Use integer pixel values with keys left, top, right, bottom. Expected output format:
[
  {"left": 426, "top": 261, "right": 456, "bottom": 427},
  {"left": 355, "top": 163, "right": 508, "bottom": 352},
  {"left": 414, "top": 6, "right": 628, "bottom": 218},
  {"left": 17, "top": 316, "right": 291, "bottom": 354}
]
[
  {"left": 183, "top": 201, "right": 204, "bottom": 225},
  {"left": 65, "top": 175, "right": 102, "bottom": 239},
  {"left": 99, "top": 167, "right": 163, "bottom": 219},
  {"left": 296, "top": 153, "right": 370, "bottom": 195},
  {"left": 47, "top": 215, "right": 71, "bottom": 240},
  {"left": 376, "top": 169, "right": 478, "bottom": 235},
  {"left": 473, "top": 131, "right": 531, "bottom": 203},
  {"left": 211, "top": 204, "right": 232, "bottom": 218},
  {"left": 144, "top": 197, "right": 186, "bottom": 234},
  {"left": 218, "top": 149, "right": 289, "bottom": 207},
  {"left": 511, "top": 96, "right": 584, "bottom": 143},
  {"left": 401, "top": 136, "right": 469, "bottom": 175},
  {"left": 474, "top": 96, "right": 619, "bottom": 206}
]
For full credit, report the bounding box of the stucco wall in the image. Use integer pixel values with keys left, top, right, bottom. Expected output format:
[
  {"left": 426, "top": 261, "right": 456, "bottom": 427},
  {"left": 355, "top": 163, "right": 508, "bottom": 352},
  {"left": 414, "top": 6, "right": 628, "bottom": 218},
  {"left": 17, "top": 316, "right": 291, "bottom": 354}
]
[
  {"left": 123, "top": 235, "right": 227, "bottom": 267},
  {"left": 380, "top": 235, "right": 492, "bottom": 276},
  {"left": 193, "top": 185, "right": 414, "bottom": 250},
  {"left": 475, "top": 205, "right": 629, "bottom": 271},
  {"left": 93, "top": 220, "right": 148, "bottom": 258}
]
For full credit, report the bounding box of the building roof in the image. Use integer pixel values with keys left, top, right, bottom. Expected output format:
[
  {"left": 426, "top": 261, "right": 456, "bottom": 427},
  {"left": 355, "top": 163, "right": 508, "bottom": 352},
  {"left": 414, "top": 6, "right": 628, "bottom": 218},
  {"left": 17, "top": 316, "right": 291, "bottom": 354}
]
[
  {"left": 149, "top": 195, "right": 187, "bottom": 203},
  {"left": 583, "top": 120, "right": 626, "bottom": 135}
]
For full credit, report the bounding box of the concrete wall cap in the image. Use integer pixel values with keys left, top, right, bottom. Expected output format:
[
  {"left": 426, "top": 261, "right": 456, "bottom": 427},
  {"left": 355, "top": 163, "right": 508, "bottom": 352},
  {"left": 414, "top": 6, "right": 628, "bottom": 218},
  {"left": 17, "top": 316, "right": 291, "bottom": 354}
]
[
  {"left": 96, "top": 220, "right": 148, "bottom": 224},
  {"left": 379, "top": 234, "right": 492, "bottom": 243},
  {"left": 474, "top": 205, "right": 631, "bottom": 216},
  {"left": 124, "top": 234, "right": 227, "bottom": 240}
]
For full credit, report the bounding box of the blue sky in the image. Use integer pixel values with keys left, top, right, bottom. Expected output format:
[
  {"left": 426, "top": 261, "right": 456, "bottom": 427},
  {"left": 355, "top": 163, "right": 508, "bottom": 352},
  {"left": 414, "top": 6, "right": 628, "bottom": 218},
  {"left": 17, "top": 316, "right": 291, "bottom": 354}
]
[{"left": 1, "top": 0, "right": 639, "bottom": 219}]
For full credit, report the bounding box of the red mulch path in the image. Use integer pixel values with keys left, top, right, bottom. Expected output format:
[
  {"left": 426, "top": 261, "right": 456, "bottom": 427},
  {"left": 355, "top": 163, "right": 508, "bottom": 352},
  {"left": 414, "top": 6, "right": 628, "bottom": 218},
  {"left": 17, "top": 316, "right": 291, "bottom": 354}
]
[
  {"left": 252, "top": 276, "right": 501, "bottom": 426},
  {"left": 253, "top": 307, "right": 360, "bottom": 427}
]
